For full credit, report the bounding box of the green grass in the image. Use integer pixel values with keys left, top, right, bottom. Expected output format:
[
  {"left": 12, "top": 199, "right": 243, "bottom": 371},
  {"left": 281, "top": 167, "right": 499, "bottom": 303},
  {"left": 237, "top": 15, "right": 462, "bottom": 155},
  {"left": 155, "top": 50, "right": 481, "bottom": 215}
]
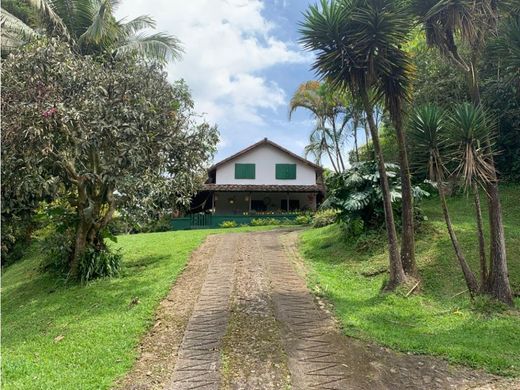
[
  {"left": 1, "top": 225, "right": 289, "bottom": 389},
  {"left": 299, "top": 184, "right": 520, "bottom": 376}
]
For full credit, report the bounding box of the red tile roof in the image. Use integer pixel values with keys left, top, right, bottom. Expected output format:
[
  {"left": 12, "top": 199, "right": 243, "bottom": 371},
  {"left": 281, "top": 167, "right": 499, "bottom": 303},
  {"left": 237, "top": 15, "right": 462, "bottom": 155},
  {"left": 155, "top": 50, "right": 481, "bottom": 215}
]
[{"left": 202, "top": 184, "right": 324, "bottom": 193}]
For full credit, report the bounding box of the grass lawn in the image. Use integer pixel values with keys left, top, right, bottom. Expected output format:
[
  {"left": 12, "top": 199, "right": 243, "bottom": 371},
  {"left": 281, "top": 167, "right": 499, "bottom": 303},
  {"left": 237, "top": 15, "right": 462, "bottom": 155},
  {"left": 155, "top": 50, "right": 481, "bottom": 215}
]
[
  {"left": 299, "top": 184, "right": 520, "bottom": 376},
  {"left": 1, "top": 225, "right": 287, "bottom": 389}
]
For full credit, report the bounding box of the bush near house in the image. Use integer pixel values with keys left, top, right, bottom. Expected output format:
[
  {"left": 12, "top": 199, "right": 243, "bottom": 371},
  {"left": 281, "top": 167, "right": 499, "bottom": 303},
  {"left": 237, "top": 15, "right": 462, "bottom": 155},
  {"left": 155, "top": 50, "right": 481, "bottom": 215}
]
[
  {"left": 312, "top": 209, "right": 339, "bottom": 228},
  {"left": 219, "top": 220, "right": 238, "bottom": 228}
]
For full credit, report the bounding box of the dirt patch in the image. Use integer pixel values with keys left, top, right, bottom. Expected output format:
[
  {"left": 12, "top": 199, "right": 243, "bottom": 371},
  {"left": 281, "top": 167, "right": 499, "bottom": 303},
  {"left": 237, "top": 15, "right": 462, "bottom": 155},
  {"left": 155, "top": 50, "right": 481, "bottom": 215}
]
[
  {"left": 114, "top": 235, "right": 219, "bottom": 390},
  {"left": 220, "top": 234, "right": 291, "bottom": 389}
]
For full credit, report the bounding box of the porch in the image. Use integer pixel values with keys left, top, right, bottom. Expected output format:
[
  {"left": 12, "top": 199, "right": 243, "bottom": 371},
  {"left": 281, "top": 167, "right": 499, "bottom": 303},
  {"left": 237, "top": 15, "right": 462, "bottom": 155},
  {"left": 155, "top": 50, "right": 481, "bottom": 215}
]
[
  {"left": 171, "top": 184, "right": 324, "bottom": 230},
  {"left": 193, "top": 184, "right": 325, "bottom": 215}
]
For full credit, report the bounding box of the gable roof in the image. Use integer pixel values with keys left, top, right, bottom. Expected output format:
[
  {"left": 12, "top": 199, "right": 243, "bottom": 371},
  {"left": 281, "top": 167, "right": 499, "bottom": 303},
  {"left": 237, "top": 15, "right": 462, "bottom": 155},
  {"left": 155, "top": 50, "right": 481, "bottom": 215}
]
[{"left": 208, "top": 138, "right": 323, "bottom": 172}]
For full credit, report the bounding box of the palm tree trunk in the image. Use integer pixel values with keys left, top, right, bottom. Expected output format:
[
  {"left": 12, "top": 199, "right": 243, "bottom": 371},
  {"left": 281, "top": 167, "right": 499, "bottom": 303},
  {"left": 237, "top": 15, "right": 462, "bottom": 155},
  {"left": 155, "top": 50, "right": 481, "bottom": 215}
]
[
  {"left": 394, "top": 116, "right": 417, "bottom": 276},
  {"left": 331, "top": 119, "right": 346, "bottom": 171},
  {"left": 324, "top": 140, "right": 339, "bottom": 173},
  {"left": 472, "top": 183, "right": 488, "bottom": 290},
  {"left": 360, "top": 90, "right": 405, "bottom": 289},
  {"left": 353, "top": 115, "right": 360, "bottom": 162},
  {"left": 486, "top": 179, "right": 514, "bottom": 305},
  {"left": 467, "top": 67, "right": 513, "bottom": 305},
  {"left": 438, "top": 181, "right": 479, "bottom": 295}
]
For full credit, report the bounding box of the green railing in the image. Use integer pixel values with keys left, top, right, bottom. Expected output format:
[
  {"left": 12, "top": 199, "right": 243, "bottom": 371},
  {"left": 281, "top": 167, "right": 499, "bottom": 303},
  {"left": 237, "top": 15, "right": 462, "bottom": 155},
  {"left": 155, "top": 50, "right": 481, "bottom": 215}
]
[{"left": 171, "top": 213, "right": 299, "bottom": 230}]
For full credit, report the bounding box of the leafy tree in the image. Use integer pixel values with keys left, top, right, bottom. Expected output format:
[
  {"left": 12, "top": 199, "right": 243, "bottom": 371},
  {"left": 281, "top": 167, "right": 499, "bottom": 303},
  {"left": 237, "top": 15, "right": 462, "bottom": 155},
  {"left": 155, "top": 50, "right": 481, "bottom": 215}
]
[
  {"left": 300, "top": 0, "right": 417, "bottom": 288},
  {"left": 1, "top": 40, "right": 218, "bottom": 279},
  {"left": 1, "top": 0, "right": 182, "bottom": 62}
]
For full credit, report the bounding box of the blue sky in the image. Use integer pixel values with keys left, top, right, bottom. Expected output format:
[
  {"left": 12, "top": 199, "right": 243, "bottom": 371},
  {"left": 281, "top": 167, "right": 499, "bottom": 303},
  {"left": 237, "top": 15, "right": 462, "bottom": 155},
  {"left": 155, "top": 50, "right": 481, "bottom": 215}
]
[{"left": 117, "top": 0, "right": 360, "bottom": 167}]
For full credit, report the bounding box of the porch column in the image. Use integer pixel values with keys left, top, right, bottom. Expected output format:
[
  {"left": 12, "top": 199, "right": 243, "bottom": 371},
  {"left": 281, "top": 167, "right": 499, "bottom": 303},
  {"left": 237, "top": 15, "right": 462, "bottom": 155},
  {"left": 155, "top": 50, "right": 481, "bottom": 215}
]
[
  {"left": 286, "top": 192, "right": 290, "bottom": 212},
  {"left": 248, "top": 192, "right": 252, "bottom": 213}
]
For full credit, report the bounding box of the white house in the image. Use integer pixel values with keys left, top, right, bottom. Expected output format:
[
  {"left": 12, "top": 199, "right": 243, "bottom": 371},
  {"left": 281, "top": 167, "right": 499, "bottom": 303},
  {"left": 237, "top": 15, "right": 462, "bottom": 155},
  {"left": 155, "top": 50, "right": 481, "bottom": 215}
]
[{"left": 192, "top": 138, "right": 325, "bottom": 215}]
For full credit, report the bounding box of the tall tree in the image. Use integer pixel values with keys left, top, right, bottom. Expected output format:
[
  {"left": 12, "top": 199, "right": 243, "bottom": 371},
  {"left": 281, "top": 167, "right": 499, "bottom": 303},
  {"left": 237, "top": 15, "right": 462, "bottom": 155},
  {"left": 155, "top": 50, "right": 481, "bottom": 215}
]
[
  {"left": 412, "top": 0, "right": 513, "bottom": 305},
  {"left": 289, "top": 81, "right": 350, "bottom": 172},
  {"left": 300, "top": 0, "right": 411, "bottom": 289},
  {"left": 1, "top": 0, "right": 182, "bottom": 62},
  {"left": 1, "top": 40, "right": 218, "bottom": 279},
  {"left": 409, "top": 105, "right": 479, "bottom": 294}
]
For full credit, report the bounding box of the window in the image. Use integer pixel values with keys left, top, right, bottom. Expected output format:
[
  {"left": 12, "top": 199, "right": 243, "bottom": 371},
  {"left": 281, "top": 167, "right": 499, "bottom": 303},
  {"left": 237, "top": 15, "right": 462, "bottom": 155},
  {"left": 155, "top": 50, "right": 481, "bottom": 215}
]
[
  {"left": 276, "top": 164, "right": 296, "bottom": 180},
  {"left": 235, "top": 163, "right": 255, "bottom": 179}
]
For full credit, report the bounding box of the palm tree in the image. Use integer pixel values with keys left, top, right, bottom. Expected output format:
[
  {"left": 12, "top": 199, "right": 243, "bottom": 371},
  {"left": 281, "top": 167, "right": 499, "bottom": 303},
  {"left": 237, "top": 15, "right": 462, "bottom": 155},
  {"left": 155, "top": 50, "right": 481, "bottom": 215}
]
[
  {"left": 448, "top": 103, "right": 513, "bottom": 300},
  {"left": 289, "top": 80, "right": 350, "bottom": 172},
  {"left": 409, "top": 105, "right": 479, "bottom": 294},
  {"left": 1, "top": 0, "right": 182, "bottom": 62},
  {"left": 412, "top": 0, "right": 513, "bottom": 306},
  {"left": 300, "top": 0, "right": 411, "bottom": 289}
]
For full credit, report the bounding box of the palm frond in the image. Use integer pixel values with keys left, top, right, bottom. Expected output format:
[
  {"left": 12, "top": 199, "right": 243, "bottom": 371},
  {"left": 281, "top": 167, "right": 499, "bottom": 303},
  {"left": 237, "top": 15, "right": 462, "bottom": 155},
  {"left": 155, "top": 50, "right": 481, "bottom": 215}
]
[
  {"left": 114, "top": 32, "right": 183, "bottom": 63},
  {"left": 118, "top": 14, "right": 156, "bottom": 36},
  {"left": 78, "top": 0, "right": 118, "bottom": 47},
  {"left": 447, "top": 103, "right": 497, "bottom": 187},
  {"left": 1, "top": 8, "right": 38, "bottom": 53},
  {"left": 408, "top": 104, "right": 448, "bottom": 182},
  {"left": 25, "top": 0, "right": 71, "bottom": 41}
]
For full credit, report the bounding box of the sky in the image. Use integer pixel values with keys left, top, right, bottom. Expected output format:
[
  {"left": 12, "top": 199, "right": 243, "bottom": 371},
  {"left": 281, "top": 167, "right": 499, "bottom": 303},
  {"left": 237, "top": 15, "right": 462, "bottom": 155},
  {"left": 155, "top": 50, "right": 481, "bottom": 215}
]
[{"left": 116, "top": 0, "right": 361, "bottom": 167}]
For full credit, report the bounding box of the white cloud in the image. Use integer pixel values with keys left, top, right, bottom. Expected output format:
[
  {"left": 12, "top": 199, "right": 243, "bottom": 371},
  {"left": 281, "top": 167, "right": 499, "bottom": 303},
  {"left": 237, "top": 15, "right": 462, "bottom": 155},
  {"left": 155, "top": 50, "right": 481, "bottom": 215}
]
[{"left": 116, "top": 0, "right": 308, "bottom": 126}]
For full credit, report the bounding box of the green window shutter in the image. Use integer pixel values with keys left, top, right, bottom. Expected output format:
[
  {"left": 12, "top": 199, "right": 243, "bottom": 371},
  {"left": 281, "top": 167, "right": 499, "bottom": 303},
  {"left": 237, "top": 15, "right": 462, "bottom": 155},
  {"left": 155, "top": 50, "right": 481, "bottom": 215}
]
[
  {"left": 276, "top": 164, "right": 296, "bottom": 180},
  {"left": 235, "top": 163, "right": 255, "bottom": 179}
]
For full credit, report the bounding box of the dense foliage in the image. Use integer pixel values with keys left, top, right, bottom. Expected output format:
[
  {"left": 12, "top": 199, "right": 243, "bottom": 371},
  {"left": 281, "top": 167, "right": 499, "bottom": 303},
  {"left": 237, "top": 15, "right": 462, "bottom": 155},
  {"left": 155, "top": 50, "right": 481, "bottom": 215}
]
[
  {"left": 322, "top": 162, "right": 428, "bottom": 234},
  {"left": 1, "top": 40, "right": 218, "bottom": 278}
]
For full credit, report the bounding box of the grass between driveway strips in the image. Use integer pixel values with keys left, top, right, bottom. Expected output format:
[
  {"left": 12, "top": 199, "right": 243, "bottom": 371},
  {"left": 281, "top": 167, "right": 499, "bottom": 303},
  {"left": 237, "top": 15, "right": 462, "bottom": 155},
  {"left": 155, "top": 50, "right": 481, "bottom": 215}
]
[
  {"left": 299, "top": 185, "right": 520, "bottom": 376},
  {"left": 1, "top": 225, "right": 287, "bottom": 389}
]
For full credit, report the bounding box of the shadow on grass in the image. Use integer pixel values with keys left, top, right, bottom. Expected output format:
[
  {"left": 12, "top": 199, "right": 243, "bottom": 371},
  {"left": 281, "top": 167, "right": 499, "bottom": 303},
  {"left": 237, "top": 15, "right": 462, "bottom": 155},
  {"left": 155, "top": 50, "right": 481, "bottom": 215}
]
[{"left": 2, "top": 253, "right": 173, "bottom": 349}]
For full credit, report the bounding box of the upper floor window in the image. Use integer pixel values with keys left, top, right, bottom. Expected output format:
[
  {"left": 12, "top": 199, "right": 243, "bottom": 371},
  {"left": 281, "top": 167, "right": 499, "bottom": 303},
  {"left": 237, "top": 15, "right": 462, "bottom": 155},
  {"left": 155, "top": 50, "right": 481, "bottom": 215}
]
[
  {"left": 276, "top": 163, "right": 296, "bottom": 180},
  {"left": 234, "top": 163, "right": 255, "bottom": 179}
]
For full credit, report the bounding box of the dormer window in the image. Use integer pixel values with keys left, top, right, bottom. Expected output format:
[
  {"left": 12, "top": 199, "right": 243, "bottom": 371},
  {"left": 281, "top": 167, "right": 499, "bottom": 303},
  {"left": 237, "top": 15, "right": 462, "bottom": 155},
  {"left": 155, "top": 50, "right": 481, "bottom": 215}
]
[
  {"left": 234, "top": 163, "right": 255, "bottom": 179},
  {"left": 276, "top": 164, "right": 296, "bottom": 180}
]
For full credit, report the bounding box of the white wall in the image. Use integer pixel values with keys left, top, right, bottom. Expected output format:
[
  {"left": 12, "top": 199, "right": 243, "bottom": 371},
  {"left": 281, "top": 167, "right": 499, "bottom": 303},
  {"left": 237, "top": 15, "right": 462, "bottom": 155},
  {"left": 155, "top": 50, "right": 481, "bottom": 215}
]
[{"left": 215, "top": 144, "right": 317, "bottom": 185}]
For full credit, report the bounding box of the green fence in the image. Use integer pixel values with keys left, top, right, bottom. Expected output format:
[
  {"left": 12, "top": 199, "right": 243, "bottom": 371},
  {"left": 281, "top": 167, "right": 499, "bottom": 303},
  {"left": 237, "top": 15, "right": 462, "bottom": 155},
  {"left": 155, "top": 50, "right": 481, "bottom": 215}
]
[{"left": 171, "top": 213, "right": 299, "bottom": 230}]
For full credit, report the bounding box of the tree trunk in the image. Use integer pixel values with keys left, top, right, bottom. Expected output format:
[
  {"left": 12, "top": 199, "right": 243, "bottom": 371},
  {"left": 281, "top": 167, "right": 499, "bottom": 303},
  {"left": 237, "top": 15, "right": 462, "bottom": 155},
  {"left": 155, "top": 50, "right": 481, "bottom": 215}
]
[
  {"left": 485, "top": 180, "right": 514, "bottom": 305},
  {"left": 331, "top": 119, "right": 345, "bottom": 171},
  {"left": 466, "top": 66, "right": 513, "bottom": 305},
  {"left": 353, "top": 116, "right": 360, "bottom": 162},
  {"left": 472, "top": 183, "right": 488, "bottom": 290},
  {"left": 438, "top": 182, "right": 480, "bottom": 295},
  {"left": 363, "top": 117, "right": 374, "bottom": 160},
  {"left": 70, "top": 219, "right": 89, "bottom": 279},
  {"left": 394, "top": 116, "right": 417, "bottom": 276},
  {"left": 360, "top": 90, "right": 405, "bottom": 290},
  {"left": 325, "top": 143, "right": 339, "bottom": 173}
]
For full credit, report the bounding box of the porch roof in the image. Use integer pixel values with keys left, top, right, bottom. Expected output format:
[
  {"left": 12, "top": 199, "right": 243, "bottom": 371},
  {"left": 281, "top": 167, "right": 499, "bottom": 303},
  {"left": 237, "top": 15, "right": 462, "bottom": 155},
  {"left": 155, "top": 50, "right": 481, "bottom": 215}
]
[{"left": 202, "top": 184, "right": 324, "bottom": 193}]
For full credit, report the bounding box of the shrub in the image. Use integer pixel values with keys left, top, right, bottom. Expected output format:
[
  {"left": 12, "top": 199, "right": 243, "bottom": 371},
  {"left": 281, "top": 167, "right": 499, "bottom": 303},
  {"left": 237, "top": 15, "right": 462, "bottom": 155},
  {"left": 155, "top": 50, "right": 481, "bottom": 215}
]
[
  {"left": 78, "top": 247, "right": 122, "bottom": 283},
  {"left": 250, "top": 217, "right": 281, "bottom": 226},
  {"left": 322, "top": 161, "right": 429, "bottom": 234},
  {"left": 219, "top": 220, "right": 238, "bottom": 228},
  {"left": 295, "top": 214, "right": 313, "bottom": 225},
  {"left": 143, "top": 214, "right": 172, "bottom": 233},
  {"left": 312, "top": 209, "right": 339, "bottom": 228}
]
